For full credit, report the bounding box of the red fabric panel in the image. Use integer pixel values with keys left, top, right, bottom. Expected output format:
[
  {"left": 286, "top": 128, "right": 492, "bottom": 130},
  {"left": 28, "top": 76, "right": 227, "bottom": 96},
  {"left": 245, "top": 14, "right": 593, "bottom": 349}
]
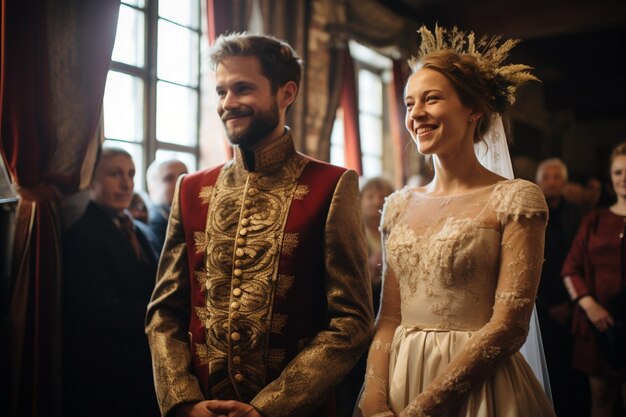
[
  {"left": 341, "top": 49, "right": 362, "bottom": 176},
  {"left": 179, "top": 165, "right": 224, "bottom": 397}
]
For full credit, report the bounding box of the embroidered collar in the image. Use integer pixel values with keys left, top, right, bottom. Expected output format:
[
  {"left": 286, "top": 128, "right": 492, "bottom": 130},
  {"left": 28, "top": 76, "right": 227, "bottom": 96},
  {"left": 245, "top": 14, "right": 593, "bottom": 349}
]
[{"left": 233, "top": 127, "right": 297, "bottom": 175}]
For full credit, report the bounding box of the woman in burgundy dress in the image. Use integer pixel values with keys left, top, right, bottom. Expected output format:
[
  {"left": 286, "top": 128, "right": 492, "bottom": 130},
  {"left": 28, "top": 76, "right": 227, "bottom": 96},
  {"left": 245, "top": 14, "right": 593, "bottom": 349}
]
[{"left": 562, "top": 141, "right": 626, "bottom": 417}]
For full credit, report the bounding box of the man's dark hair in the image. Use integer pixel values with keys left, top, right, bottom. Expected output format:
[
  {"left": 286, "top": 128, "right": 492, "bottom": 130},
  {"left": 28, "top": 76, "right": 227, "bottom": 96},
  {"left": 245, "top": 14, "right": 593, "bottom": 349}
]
[{"left": 209, "top": 32, "right": 303, "bottom": 93}]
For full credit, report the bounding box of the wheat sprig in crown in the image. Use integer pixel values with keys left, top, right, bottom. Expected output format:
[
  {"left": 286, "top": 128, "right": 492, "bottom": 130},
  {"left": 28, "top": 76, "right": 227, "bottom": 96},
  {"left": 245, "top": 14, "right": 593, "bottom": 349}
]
[{"left": 409, "top": 24, "right": 538, "bottom": 112}]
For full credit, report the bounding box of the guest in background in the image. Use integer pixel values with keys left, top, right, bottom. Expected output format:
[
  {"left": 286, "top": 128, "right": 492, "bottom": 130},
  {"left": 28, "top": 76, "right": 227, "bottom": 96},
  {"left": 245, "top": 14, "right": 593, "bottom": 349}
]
[
  {"left": 564, "top": 181, "right": 585, "bottom": 207},
  {"left": 360, "top": 176, "right": 395, "bottom": 315},
  {"left": 129, "top": 191, "right": 149, "bottom": 224},
  {"left": 62, "top": 147, "right": 159, "bottom": 417},
  {"left": 146, "top": 158, "right": 188, "bottom": 252},
  {"left": 563, "top": 141, "right": 626, "bottom": 417},
  {"left": 583, "top": 176, "right": 603, "bottom": 213},
  {"left": 535, "top": 158, "right": 588, "bottom": 417}
]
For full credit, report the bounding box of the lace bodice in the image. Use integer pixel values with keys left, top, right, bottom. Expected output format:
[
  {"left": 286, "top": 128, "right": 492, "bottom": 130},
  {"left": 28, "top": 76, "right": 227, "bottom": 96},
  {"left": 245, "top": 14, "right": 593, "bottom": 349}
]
[{"left": 358, "top": 179, "right": 548, "bottom": 417}]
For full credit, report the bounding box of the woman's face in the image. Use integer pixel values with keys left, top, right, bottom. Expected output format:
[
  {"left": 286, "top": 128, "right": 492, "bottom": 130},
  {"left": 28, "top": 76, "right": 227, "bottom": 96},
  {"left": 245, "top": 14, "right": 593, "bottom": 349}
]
[
  {"left": 404, "top": 68, "right": 475, "bottom": 157},
  {"left": 610, "top": 154, "right": 626, "bottom": 200}
]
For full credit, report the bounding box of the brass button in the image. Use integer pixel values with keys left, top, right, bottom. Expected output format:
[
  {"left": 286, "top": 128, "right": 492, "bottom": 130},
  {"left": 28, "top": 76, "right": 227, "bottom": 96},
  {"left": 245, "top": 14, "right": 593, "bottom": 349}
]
[
  {"left": 244, "top": 200, "right": 252, "bottom": 208},
  {"left": 231, "top": 311, "right": 240, "bottom": 319},
  {"left": 234, "top": 259, "right": 243, "bottom": 267},
  {"left": 248, "top": 188, "right": 258, "bottom": 196},
  {"left": 233, "top": 268, "right": 243, "bottom": 277},
  {"left": 232, "top": 278, "right": 241, "bottom": 287},
  {"left": 234, "top": 373, "right": 244, "bottom": 382},
  {"left": 239, "top": 228, "right": 247, "bottom": 236},
  {"left": 233, "top": 288, "right": 242, "bottom": 297},
  {"left": 233, "top": 345, "right": 242, "bottom": 353},
  {"left": 231, "top": 332, "right": 241, "bottom": 341},
  {"left": 232, "top": 356, "right": 241, "bottom": 364},
  {"left": 241, "top": 218, "right": 250, "bottom": 227},
  {"left": 231, "top": 301, "right": 240, "bottom": 310},
  {"left": 249, "top": 173, "right": 258, "bottom": 181},
  {"left": 236, "top": 238, "right": 246, "bottom": 246},
  {"left": 235, "top": 248, "right": 245, "bottom": 257}
]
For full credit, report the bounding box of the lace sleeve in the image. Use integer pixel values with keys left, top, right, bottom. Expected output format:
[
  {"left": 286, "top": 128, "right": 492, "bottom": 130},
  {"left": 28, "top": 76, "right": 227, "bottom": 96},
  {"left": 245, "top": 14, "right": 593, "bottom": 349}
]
[
  {"left": 357, "top": 194, "right": 404, "bottom": 417},
  {"left": 400, "top": 186, "right": 548, "bottom": 417}
]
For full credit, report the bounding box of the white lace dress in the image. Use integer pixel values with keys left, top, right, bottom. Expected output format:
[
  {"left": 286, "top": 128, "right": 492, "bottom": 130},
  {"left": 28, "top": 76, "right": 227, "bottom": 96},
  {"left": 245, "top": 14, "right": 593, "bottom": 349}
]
[{"left": 357, "top": 179, "right": 556, "bottom": 417}]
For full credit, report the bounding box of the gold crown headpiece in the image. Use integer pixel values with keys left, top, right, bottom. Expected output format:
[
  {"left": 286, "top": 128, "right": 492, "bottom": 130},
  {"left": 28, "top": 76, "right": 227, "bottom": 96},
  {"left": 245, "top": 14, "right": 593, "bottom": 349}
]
[{"left": 410, "top": 24, "right": 538, "bottom": 111}]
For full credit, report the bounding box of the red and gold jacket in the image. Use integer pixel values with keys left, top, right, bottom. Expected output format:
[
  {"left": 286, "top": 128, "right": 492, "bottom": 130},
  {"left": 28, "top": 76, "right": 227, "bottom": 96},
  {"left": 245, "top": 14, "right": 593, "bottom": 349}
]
[{"left": 146, "top": 129, "right": 373, "bottom": 417}]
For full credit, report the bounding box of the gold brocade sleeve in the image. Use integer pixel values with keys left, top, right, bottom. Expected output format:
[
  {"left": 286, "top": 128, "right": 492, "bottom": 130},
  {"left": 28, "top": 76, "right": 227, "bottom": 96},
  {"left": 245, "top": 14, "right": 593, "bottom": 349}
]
[
  {"left": 145, "top": 175, "right": 205, "bottom": 417},
  {"left": 250, "top": 169, "right": 375, "bottom": 417}
]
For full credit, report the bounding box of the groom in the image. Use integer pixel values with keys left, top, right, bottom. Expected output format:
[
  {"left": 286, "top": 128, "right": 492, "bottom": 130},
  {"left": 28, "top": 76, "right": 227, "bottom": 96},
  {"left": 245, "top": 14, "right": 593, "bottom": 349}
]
[{"left": 145, "top": 33, "right": 373, "bottom": 417}]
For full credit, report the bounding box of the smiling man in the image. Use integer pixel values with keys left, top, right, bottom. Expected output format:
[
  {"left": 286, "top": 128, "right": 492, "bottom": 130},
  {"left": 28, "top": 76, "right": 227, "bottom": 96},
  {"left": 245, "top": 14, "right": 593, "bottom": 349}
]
[
  {"left": 62, "top": 147, "right": 160, "bottom": 417},
  {"left": 146, "top": 33, "right": 373, "bottom": 417}
]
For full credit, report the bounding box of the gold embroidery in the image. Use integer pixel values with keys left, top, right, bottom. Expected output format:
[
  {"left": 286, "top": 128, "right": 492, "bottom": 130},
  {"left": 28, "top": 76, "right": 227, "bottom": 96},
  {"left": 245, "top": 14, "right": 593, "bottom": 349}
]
[
  {"left": 293, "top": 185, "right": 309, "bottom": 200},
  {"left": 270, "top": 313, "right": 288, "bottom": 335},
  {"left": 194, "top": 306, "right": 210, "bottom": 327},
  {"left": 200, "top": 152, "right": 309, "bottom": 392},
  {"left": 195, "top": 343, "right": 209, "bottom": 365},
  {"left": 282, "top": 233, "right": 300, "bottom": 255},
  {"left": 194, "top": 231, "right": 207, "bottom": 253},
  {"left": 194, "top": 270, "right": 208, "bottom": 290},
  {"left": 275, "top": 274, "right": 295, "bottom": 296},
  {"left": 198, "top": 186, "right": 214, "bottom": 205}
]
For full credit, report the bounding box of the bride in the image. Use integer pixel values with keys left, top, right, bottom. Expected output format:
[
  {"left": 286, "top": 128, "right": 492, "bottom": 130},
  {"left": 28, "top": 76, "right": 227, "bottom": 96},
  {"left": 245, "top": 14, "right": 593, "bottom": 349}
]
[{"left": 356, "top": 25, "right": 556, "bottom": 417}]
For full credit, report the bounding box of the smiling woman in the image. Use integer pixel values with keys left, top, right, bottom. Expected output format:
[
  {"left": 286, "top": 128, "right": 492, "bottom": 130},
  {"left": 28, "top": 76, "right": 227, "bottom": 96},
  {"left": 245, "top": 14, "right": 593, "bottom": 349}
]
[{"left": 356, "top": 25, "right": 555, "bottom": 417}]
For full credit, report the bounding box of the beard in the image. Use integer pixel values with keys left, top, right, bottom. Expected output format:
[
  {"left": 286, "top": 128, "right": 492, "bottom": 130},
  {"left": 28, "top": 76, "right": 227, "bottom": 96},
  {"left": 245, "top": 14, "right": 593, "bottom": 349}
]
[{"left": 222, "top": 101, "right": 280, "bottom": 149}]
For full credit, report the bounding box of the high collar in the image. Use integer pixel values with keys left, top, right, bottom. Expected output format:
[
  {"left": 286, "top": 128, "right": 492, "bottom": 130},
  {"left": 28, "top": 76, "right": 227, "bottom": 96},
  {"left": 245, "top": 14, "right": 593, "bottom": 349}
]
[{"left": 233, "top": 127, "right": 296, "bottom": 175}]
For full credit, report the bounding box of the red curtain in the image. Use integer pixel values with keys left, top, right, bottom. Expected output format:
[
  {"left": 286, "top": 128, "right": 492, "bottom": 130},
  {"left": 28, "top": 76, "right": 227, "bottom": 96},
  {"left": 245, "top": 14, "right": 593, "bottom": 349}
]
[
  {"left": 0, "top": 1, "right": 119, "bottom": 416},
  {"left": 341, "top": 48, "right": 363, "bottom": 176}
]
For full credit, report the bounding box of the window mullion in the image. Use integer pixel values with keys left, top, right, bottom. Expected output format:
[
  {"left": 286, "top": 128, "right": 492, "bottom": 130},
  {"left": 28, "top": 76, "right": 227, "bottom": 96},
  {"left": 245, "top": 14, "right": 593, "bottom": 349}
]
[{"left": 144, "top": 0, "right": 159, "bottom": 186}]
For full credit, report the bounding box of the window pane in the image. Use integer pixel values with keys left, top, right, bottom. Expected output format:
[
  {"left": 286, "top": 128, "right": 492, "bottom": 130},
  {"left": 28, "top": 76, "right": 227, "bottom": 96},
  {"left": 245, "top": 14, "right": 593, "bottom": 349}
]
[
  {"left": 157, "top": 20, "right": 199, "bottom": 86},
  {"left": 155, "top": 149, "right": 197, "bottom": 173},
  {"left": 359, "top": 69, "right": 382, "bottom": 116},
  {"left": 158, "top": 0, "right": 199, "bottom": 28},
  {"left": 359, "top": 114, "right": 383, "bottom": 156},
  {"left": 112, "top": 4, "right": 145, "bottom": 67},
  {"left": 362, "top": 155, "right": 383, "bottom": 178},
  {"left": 156, "top": 81, "right": 198, "bottom": 146},
  {"left": 330, "top": 112, "right": 345, "bottom": 167},
  {"left": 103, "top": 140, "right": 145, "bottom": 192},
  {"left": 122, "top": 0, "right": 145, "bottom": 7},
  {"left": 103, "top": 71, "right": 144, "bottom": 142}
]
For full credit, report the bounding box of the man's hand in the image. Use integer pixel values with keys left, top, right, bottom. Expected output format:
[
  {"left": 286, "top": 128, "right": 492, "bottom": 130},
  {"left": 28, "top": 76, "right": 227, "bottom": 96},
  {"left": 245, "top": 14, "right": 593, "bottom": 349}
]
[{"left": 205, "top": 400, "right": 262, "bottom": 417}]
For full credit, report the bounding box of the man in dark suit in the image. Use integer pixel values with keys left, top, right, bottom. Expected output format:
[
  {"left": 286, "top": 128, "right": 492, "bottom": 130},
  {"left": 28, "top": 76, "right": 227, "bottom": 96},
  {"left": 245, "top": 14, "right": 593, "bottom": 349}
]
[
  {"left": 62, "top": 147, "right": 159, "bottom": 417},
  {"left": 146, "top": 158, "right": 188, "bottom": 253},
  {"left": 535, "top": 158, "right": 588, "bottom": 417}
]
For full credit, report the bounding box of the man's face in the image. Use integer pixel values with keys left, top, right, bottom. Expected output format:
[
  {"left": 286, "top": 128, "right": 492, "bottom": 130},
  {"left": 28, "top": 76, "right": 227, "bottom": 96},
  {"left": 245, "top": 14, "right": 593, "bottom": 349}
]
[
  {"left": 149, "top": 160, "right": 188, "bottom": 206},
  {"left": 215, "top": 56, "right": 281, "bottom": 149},
  {"left": 90, "top": 154, "right": 135, "bottom": 212},
  {"left": 537, "top": 164, "right": 566, "bottom": 199}
]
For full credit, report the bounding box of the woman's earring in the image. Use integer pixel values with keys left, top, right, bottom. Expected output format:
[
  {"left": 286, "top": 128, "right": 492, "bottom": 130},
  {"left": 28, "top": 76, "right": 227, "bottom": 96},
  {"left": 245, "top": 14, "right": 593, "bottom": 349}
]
[{"left": 468, "top": 117, "right": 474, "bottom": 123}]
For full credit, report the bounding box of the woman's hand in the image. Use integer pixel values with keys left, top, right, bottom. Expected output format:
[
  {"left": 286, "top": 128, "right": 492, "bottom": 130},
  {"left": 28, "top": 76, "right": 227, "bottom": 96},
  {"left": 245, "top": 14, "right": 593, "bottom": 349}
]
[{"left": 578, "top": 296, "right": 615, "bottom": 332}]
